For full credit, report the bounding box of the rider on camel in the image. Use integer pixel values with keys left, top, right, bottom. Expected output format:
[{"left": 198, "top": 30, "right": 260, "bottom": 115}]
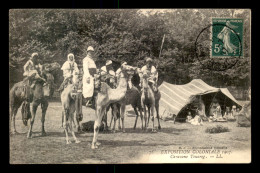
[
  {"left": 116, "top": 61, "right": 132, "bottom": 89},
  {"left": 139, "top": 57, "right": 158, "bottom": 90},
  {"left": 23, "top": 52, "right": 46, "bottom": 88},
  {"left": 58, "top": 53, "right": 79, "bottom": 92},
  {"left": 100, "top": 60, "right": 116, "bottom": 87},
  {"left": 82, "top": 46, "right": 97, "bottom": 108}
]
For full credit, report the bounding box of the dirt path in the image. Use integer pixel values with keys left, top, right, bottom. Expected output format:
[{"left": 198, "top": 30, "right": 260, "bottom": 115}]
[{"left": 9, "top": 102, "right": 251, "bottom": 164}]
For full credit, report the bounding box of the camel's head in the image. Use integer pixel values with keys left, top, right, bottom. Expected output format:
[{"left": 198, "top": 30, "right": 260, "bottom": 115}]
[
  {"left": 150, "top": 79, "right": 158, "bottom": 92},
  {"left": 43, "top": 72, "right": 55, "bottom": 98},
  {"left": 142, "top": 73, "right": 158, "bottom": 92},
  {"left": 43, "top": 62, "right": 61, "bottom": 73},
  {"left": 121, "top": 64, "right": 137, "bottom": 78}
]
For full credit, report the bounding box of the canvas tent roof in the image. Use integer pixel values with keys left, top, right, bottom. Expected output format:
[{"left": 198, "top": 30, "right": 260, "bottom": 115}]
[{"left": 158, "top": 79, "right": 242, "bottom": 118}]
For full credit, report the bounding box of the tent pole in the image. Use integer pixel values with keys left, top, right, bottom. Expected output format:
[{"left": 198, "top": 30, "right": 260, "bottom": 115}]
[{"left": 208, "top": 92, "right": 218, "bottom": 116}]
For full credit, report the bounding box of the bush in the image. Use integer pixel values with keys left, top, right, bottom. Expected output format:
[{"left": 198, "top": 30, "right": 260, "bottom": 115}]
[
  {"left": 236, "top": 114, "right": 251, "bottom": 127},
  {"left": 205, "top": 125, "right": 230, "bottom": 134}
]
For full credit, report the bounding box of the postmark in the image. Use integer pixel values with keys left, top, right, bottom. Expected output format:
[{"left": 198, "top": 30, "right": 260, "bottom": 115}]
[{"left": 195, "top": 18, "right": 243, "bottom": 71}]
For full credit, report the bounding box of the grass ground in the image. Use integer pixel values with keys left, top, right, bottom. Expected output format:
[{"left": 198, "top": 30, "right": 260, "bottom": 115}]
[{"left": 10, "top": 101, "right": 251, "bottom": 164}]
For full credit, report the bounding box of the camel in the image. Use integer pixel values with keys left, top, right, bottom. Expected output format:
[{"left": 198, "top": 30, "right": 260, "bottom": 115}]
[
  {"left": 101, "top": 73, "right": 118, "bottom": 132},
  {"left": 141, "top": 74, "right": 161, "bottom": 132},
  {"left": 109, "top": 85, "right": 144, "bottom": 132},
  {"left": 104, "top": 69, "right": 144, "bottom": 132},
  {"left": 10, "top": 63, "right": 58, "bottom": 138},
  {"left": 60, "top": 83, "right": 81, "bottom": 144},
  {"left": 91, "top": 64, "right": 136, "bottom": 149}
]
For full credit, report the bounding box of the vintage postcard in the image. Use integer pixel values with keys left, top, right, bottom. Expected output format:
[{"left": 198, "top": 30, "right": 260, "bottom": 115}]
[{"left": 9, "top": 9, "right": 251, "bottom": 164}]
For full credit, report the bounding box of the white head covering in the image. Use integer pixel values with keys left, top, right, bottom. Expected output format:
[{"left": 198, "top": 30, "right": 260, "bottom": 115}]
[
  {"left": 232, "top": 105, "right": 236, "bottom": 109},
  {"left": 30, "top": 52, "right": 38, "bottom": 60},
  {"left": 87, "top": 46, "right": 94, "bottom": 52},
  {"left": 67, "top": 53, "right": 75, "bottom": 62},
  {"left": 106, "top": 60, "right": 112, "bottom": 66}
]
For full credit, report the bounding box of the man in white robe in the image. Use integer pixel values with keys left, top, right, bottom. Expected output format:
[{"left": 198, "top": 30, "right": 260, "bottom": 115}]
[
  {"left": 82, "top": 46, "right": 97, "bottom": 107},
  {"left": 58, "top": 53, "right": 79, "bottom": 92},
  {"left": 23, "top": 52, "right": 46, "bottom": 88},
  {"left": 139, "top": 57, "right": 158, "bottom": 90}
]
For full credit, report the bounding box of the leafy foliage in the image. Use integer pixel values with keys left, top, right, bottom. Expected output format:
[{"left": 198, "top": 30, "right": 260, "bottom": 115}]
[{"left": 9, "top": 9, "right": 250, "bottom": 89}]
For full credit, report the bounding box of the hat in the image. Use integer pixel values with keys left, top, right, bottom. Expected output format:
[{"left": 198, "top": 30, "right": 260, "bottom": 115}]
[
  {"left": 106, "top": 60, "right": 112, "bottom": 66},
  {"left": 87, "top": 46, "right": 94, "bottom": 52},
  {"left": 31, "top": 52, "right": 38, "bottom": 59},
  {"left": 232, "top": 105, "right": 236, "bottom": 109},
  {"left": 121, "top": 61, "right": 127, "bottom": 66},
  {"left": 146, "top": 57, "right": 153, "bottom": 62}
]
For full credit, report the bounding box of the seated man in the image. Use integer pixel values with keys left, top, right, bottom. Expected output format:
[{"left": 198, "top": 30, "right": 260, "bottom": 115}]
[
  {"left": 209, "top": 98, "right": 220, "bottom": 117},
  {"left": 58, "top": 53, "right": 79, "bottom": 92},
  {"left": 224, "top": 106, "right": 235, "bottom": 120},
  {"left": 23, "top": 52, "right": 46, "bottom": 88},
  {"left": 100, "top": 60, "right": 116, "bottom": 88},
  {"left": 116, "top": 61, "right": 132, "bottom": 89},
  {"left": 139, "top": 57, "right": 158, "bottom": 91},
  {"left": 190, "top": 114, "right": 203, "bottom": 126}
]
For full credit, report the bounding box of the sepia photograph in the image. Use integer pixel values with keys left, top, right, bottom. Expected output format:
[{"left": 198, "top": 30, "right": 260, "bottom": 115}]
[{"left": 9, "top": 9, "right": 251, "bottom": 164}]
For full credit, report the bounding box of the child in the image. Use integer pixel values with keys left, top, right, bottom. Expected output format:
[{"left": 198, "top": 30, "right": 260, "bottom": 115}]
[{"left": 186, "top": 111, "right": 193, "bottom": 123}]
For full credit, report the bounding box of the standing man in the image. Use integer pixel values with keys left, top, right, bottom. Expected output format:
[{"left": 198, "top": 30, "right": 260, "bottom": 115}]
[
  {"left": 139, "top": 57, "right": 158, "bottom": 89},
  {"left": 82, "top": 46, "right": 97, "bottom": 107}
]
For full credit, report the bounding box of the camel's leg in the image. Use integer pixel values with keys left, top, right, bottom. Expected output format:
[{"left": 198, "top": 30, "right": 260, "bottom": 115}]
[
  {"left": 151, "top": 106, "right": 156, "bottom": 132},
  {"left": 133, "top": 107, "right": 139, "bottom": 129},
  {"left": 120, "top": 104, "right": 126, "bottom": 133},
  {"left": 27, "top": 100, "right": 40, "bottom": 138},
  {"left": 139, "top": 107, "right": 144, "bottom": 130},
  {"left": 74, "top": 94, "right": 79, "bottom": 131},
  {"left": 11, "top": 106, "right": 19, "bottom": 134},
  {"left": 69, "top": 113, "right": 80, "bottom": 143},
  {"left": 103, "top": 110, "right": 108, "bottom": 131},
  {"left": 143, "top": 105, "right": 147, "bottom": 130},
  {"left": 147, "top": 107, "right": 151, "bottom": 129},
  {"left": 110, "top": 105, "right": 116, "bottom": 132},
  {"left": 79, "top": 94, "right": 83, "bottom": 131},
  {"left": 41, "top": 99, "right": 48, "bottom": 136},
  {"left": 109, "top": 111, "right": 114, "bottom": 129},
  {"left": 117, "top": 116, "right": 121, "bottom": 130},
  {"left": 63, "top": 109, "right": 71, "bottom": 144},
  {"left": 75, "top": 94, "right": 83, "bottom": 132},
  {"left": 91, "top": 106, "right": 105, "bottom": 149},
  {"left": 116, "top": 104, "right": 121, "bottom": 130},
  {"left": 155, "top": 103, "right": 161, "bottom": 130}
]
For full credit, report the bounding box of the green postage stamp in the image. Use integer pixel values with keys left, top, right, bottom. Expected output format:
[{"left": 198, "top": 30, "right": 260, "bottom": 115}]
[{"left": 211, "top": 18, "right": 243, "bottom": 58}]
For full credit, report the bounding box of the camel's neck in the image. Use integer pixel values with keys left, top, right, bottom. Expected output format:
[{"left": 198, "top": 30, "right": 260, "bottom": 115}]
[
  {"left": 108, "top": 73, "right": 128, "bottom": 102},
  {"left": 142, "top": 79, "right": 154, "bottom": 99}
]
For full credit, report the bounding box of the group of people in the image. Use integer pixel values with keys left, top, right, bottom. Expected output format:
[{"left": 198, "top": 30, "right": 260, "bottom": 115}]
[
  {"left": 185, "top": 97, "right": 241, "bottom": 125},
  {"left": 23, "top": 46, "right": 159, "bottom": 108}
]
